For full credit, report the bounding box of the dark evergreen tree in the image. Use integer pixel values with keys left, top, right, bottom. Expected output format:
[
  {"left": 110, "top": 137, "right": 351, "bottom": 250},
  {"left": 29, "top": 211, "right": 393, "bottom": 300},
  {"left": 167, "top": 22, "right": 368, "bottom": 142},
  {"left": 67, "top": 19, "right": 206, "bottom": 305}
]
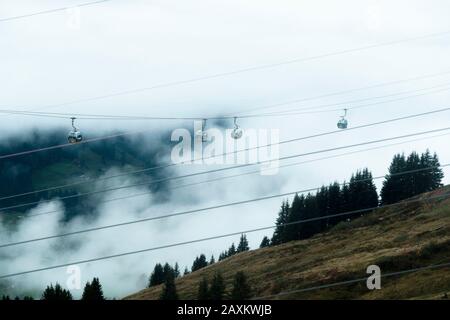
[
  {"left": 159, "top": 273, "right": 178, "bottom": 300},
  {"left": 197, "top": 277, "right": 210, "bottom": 300},
  {"left": 381, "top": 153, "right": 406, "bottom": 204},
  {"left": 209, "top": 272, "right": 225, "bottom": 300},
  {"left": 174, "top": 263, "right": 180, "bottom": 278},
  {"left": 315, "top": 186, "right": 329, "bottom": 230},
  {"left": 209, "top": 255, "right": 216, "bottom": 265},
  {"left": 271, "top": 200, "right": 290, "bottom": 245},
  {"left": 149, "top": 263, "right": 165, "bottom": 287},
  {"left": 418, "top": 150, "right": 444, "bottom": 193},
  {"left": 259, "top": 236, "right": 271, "bottom": 248},
  {"left": 340, "top": 183, "right": 351, "bottom": 214},
  {"left": 163, "top": 263, "right": 175, "bottom": 280},
  {"left": 183, "top": 267, "right": 190, "bottom": 276},
  {"left": 192, "top": 254, "right": 208, "bottom": 272},
  {"left": 218, "top": 251, "right": 228, "bottom": 261},
  {"left": 297, "top": 193, "right": 321, "bottom": 239},
  {"left": 227, "top": 243, "right": 236, "bottom": 257},
  {"left": 82, "top": 277, "right": 104, "bottom": 301},
  {"left": 231, "top": 271, "right": 252, "bottom": 300},
  {"left": 404, "top": 151, "right": 422, "bottom": 197},
  {"left": 381, "top": 151, "right": 443, "bottom": 204},
  {"left": 326, "top": 182, "right": 343, "bottom": 226},
  {"left": 347, "top": 168, "right": 378, "bottom": 219},
  {"left": 236, "top": 234, "right": 250, "bottom": 253},
  {"left": 284, "top": 194, "right": 304, "bottom": 242},
  {"left": 41, "top": 283, "right": 73, "bottom": 300}
]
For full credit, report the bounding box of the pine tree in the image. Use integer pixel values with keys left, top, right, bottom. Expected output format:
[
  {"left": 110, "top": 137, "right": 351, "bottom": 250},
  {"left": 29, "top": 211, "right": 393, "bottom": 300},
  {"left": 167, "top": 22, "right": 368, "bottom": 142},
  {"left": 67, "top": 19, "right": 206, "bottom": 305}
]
[
  {"left": 405, "top": 151, "right": 422, "bottom": 196},
  {"left": 326, "top": 182, "right": 342, "bottom": 226},
  {"left": 41, "top": 283, "right": 73, "bottom": 300},
  {"left": 259, "top": 236, "right": 271, "bottom": 248},
  {"left": 231, "top": 271, "right": 252, "bottom": 300},
  {"left": 174, "top": 263, "right": 180, "bottom": 278},
  {"left": 163, "top": 263, "right": 175, "bottom": 280},
  {"left": 271, "top": 200, "right": 290, "bottom": 245},
  {"left": 197, "top": 277, "right": 210, "bottom": 300},
  {"left": 315, "top": 185, "right": 329, "bottom": 231},
  {"left": 381, "top": 153, "right": 407, "bottom": 204},
  {"left": 192, "top": 254, "right": 208, "bottom": 272},
  {"left": 284, "top": 194, "right": 304, "bottom": 242},
  {"left": 183, "top": 267, "right": 190, "bottom": 276},
  {"left": 149, "top": 263, "right": 165, "bottom": 287},
  {"left": 159, "top": 273, "right": 178, "bottom": 300},
  {"left": 347, "top": 168, "right": 378, "bottom": 219},
  {"left": 381, "top": 151, "right": 444, "bottom": 204},
  {"left": 82, "top": 281, "right": 91, "bottom": 300},
  {"left": 218, "top": 251, "right": 228, "bottom": 261},
  {"left": 430, "top": 152, "right": 444, "bottom": 188},
  {"left": 236, "top": 234, "right": 250, "bottom": 253},
  {"left": 209, "top": 255, "right": 216, "bottom": 265},
  {"left": 209, "top": 272, "right": 225, "bottom": 300},
  {"left": 297, "top": 193, "right": 321, "bottom": 239},
  {"left": 227, "top": 243, "right": 236, "bottom": 257},
  {"left": 419, "top": 150, "right": 444, "bottom": 192},
  {"left": 82, "top": 277, "right": 104, "bottom": 301}
]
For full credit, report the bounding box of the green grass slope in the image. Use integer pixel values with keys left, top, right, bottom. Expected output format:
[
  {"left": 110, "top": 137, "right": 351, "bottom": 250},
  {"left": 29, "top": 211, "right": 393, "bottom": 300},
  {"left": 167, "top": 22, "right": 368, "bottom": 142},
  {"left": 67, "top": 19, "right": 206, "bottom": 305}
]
[{"left": 125, "top": 186, "right": 450, "bottom": 300}]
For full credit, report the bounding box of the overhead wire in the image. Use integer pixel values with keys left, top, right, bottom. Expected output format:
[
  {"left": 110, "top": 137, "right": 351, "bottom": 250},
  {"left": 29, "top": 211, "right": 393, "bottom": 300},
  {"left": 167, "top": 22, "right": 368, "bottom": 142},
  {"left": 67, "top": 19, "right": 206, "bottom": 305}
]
[
  {"left": 2, "top": 124, "right": 450, "bottom": 213},
  {"left": 0, "top": 104, "right": 448, "bottom": 165},
  {"left": 253, "top": 261, "right": 450, "bottom": 299},
  {"left": 2, "top": 81, "right": 450, "bottom": 120},
  {"left": 3, "top": 32, "right": 450, "bottom": 115},
  {"left": 257, "top": 83, "right": 450, "bottom": 117},
  {"left": 1, "top": 164, "right": 449, "bottom": 249},
  {"left": 1, "top": 190, "right": 449, "bottom": 278},
  {"left": 19, "top": 130, "right": 450, "bottom": 220}
]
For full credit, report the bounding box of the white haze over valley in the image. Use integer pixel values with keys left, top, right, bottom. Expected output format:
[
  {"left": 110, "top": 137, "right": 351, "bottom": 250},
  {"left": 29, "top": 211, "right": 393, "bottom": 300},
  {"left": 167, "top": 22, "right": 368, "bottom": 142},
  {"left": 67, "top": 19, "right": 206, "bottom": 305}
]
[{"left": 1, "top": 0, "right": 450, "bottom": 298}]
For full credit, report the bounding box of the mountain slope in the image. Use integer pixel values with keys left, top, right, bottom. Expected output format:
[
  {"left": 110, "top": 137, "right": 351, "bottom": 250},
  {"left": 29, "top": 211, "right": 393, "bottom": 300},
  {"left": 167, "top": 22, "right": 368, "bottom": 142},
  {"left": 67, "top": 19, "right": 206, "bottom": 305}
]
[
  {"left": 125, "top": 186, "right": 450, "bottom": 300},
  {"left": 0, "top": 129, "right": 172, "bottom": 221}
]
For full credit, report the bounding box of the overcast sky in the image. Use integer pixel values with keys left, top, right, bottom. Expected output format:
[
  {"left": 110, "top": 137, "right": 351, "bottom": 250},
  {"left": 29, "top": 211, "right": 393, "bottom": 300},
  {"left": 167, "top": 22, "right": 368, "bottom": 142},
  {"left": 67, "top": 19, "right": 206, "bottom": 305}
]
[{"left": 1, "top": 0, "right": 450, "bottom": 298}]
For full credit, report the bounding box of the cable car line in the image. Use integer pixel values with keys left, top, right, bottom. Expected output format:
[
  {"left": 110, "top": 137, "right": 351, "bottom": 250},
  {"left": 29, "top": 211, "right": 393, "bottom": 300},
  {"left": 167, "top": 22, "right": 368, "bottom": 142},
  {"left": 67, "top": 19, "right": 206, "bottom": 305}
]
[
  {"left": 2, "top": 171, "right": 449, "bottom": 249},
  {"left": 2, "top": 81, "right": 450, "bottom": 121},
  {"left": 0, "top": 104, "right": 449, "bottom": 163},
  {"left": 0, "top": 191, "right": 449, "bottom": 278},
  {"left": 254, "top": 82, "right": 450, "bottom": 116},
  {"left": 261, "top": 86, "right": 450, "bottom": 117},
  {"left": 12, "top": 133, "right": 449, "bottom": 218},
  {"left": 229, "top": 69, "right": 450, "bottom": 116},
  {"left": 6, "top": 129, "right": 449, "bottom": 219},
  {"left": 2, "top": 125, "right": 450, "bottom": 212},
  {"left": 20, "top": 131, "right": 450, "bottom": 219},
  {"left": 1, "top": 159, "right": 449, "bottom": 247},
  {"left": 3, "top": 31, "right": 450, "bottom": 116},
  {"left": 1, "top": 108, "right": 449, "bottom": 203}
]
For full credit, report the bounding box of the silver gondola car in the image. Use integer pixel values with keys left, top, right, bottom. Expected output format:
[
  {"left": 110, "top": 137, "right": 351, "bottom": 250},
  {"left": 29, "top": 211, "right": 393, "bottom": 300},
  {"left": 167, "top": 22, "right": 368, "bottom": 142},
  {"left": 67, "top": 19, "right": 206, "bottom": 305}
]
[
  {"left": 230, "top": 117, "right": 243, "bottom": 139},
  {"left": 68, "top": 117, "right": 83, "bottom": 143},
  {"left": 337, "top": 109, "right": 348, "bottom": 129}
]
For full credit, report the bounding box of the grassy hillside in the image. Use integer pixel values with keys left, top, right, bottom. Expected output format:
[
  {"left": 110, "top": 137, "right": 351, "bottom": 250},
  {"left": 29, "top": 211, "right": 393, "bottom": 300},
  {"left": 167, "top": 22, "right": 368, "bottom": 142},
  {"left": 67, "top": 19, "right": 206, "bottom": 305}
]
[{"left": 125, "top": 186, "right": 450, "bottom": 300}]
